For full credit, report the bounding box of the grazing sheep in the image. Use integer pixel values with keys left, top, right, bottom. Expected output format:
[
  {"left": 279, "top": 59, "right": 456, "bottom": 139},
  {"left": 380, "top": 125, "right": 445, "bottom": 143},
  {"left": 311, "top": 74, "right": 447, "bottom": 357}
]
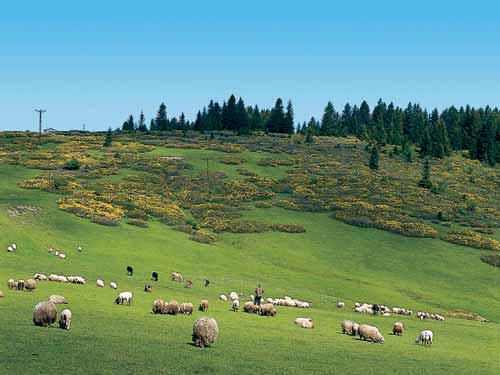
[
  {"left": 49, "top": 295, "right": 68, "bottom": 304},
  {"left": 249, "top": 294, "right": 255, "bottom": 302},
  {"left": 165, "top": 300, "right": 180, "bottom": 315},
  {"left": 184, "top": 280, "right": 193, "bottom": 288},
  {"left": 33, "top": 301, "right": 57, "bottom": 327},
  {"left": 415, "top": 330, "right": 433, "bottom": 347},
  {"left": 231, "top": 299, "right": 240, "bottom": 312},
  {"left": 77, "top": 246, "right": 82, "bottom": 252},
  {"left": 358, "top": 324, "right": 385, "bottom": 343},
  {"left": 144, "top": 285, "right": 152, "bottom": 293},
  {"left": 229, "top": 291, "right": 239, "bottom": 301},
  {"left": 110, "top": 281, "right": 117, "bottom": 289},
  {"left": 34, "top": 273, "right": 47, "bottom": 281},
  {"left": 7, "top": 246, "right": 14, "bottom": 252},
  {"left": 59, "top": 309, "right": 72, "bottom": 330},
  {"left": 192, "top": 317, "right": 218, "bottom": 348},
  {"left": 115, "top": 291, "right": 133, "bottom": 306},
  {"left": 393, "top": 322, "right": 404, "bottom": 336},
  {"left": 171, "top": 272, "right": 183, "bottom": 282},
  {"left": 179, "top": 302, "right": 194, "bottom": 315},
  {"left": 58, "top": 253, "right": 66, "bottom": 260},
  {"left": 219, "top": 294, "right": 228, "bottom": 302},
  {"left": 199, "top": 299, "right": 209, "bottom": 312},
  {"left": 243, "top": 301, "right": 260, "bottom": 314},
  {"left": 25, "top": 279, "right": 37, "bottom": 292},
  {"left": 151, "top": 272, "right": 159, "bottom": 282},
  {"left": 152, "top": 299, "right": 165, "bottom": 314},
  {"left": 96, "top": 279, "right": 105, "bottom": 288},
  {"left": 55, "top": 251, "right": 59, "bottom": 256},
  {"left": 294, "top": 317, "right": 314, "bottom": 329},
  {"left": 126, "top": 266, "right": 133, "bottom": 276},
  {"left": 336, "top": 301, "right": 345, "bottom": 308},
  {"left": 341, "top": 320, "right": 359, "bottom": 336},
  {"left": 382, "top": 312, "right": 391, "bottom": 317},
  {"left": 7, "top": 279, "right": 16, "bottom": 290},
  {"left": 16, "top": 280, "right": 25, "bottom": 291},
  {"left": 259, "top": 303, "right": 277, "bottom": 317},
  {"left": 12, "top": 243, "right": 17, "bottom": 250}
]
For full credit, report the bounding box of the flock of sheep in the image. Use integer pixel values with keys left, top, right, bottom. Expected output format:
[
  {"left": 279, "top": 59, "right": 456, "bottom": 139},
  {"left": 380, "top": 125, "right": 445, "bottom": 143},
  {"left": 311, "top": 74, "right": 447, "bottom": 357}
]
[
  {"left": 341, "top": 319, "right": 434, "bottom": 347},
  {"left": 3, "top": 257, "right": 443, "bottom": 350}
]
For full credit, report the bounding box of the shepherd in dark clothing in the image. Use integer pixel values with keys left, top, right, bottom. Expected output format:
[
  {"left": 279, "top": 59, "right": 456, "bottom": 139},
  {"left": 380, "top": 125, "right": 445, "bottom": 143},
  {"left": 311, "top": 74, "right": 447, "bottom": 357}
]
[
  {"left": 254, "top": 284, "right": 264, "bottom": 306},
  {"left": 204, "top": 279, "right": 210, "bottom": 287},
  {"left": 373, "top": 303, "right": 380, "bottom": 315}
]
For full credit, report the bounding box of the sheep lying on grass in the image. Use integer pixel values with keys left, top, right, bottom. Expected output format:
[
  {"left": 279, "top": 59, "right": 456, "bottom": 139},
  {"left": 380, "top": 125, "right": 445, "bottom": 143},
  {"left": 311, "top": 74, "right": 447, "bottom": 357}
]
[
  {"left": 171, "top": 272, "right": 183, "bottom": 282},
  {"left": 268, "top": 296, "right": 310, "bottom": 308},
  {"left": 417, "top": 311, "right": 445, "bottom": 321},
  {"left": 49, "top": 295, "right": 68, "bottom": 304},
  {"left": 294, "top": 317, "right": 314, "bottom": 329},
  {"left": 96, "top": 279, "right": 105, "bottom": 288},
  {"left": 219, "top": 294, "right": 228, "bottom": 302},
  {"left": 192, "top": 317, "right": 218, "bottom": 348},
  {"left": 33, "top": 302, "right": 57, "bottom": 327}
]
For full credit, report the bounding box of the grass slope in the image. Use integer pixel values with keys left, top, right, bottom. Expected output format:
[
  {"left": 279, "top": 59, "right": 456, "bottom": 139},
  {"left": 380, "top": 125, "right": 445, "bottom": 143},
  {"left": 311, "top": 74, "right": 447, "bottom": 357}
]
[{"left": 0, "top": 151, "right": 499, "bottom": 374}]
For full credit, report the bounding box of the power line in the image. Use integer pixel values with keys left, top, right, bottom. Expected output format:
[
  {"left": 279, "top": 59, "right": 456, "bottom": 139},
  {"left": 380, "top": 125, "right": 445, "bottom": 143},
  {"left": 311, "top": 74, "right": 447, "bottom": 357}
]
[{"left": 34, "top": 109, "right": 46, "bottom": 145}]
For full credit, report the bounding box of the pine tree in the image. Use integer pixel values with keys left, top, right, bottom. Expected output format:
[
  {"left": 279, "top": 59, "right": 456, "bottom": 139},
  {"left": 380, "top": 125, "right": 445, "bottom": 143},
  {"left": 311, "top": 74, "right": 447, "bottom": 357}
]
[
  {"left": 103, "top": 127, "right": 113, "bottom": 147},
  {"left": 179, "top": 112, "right": 187, "bottom": 131},
  {"left": 419, "top": 126, "right": 432, "bottom": 156},
  {"left": 320, "top": 101, "right": 338, "bottom": 136},
  {"left": 149, "top": 119, "right": 155, "bottom": 131},
  {"left": 340, "top": 103, "right": 352, "bottom": 136},
  {"left": 155, "top": 103, "right": 168, "bottom": 131},
  {"left": 402, "top": 141, "right": 413, "bottom": 163},
  {"left": 222, "top": 95, "right": 238, "bottom": 131},
  {"left": 476, "top": 117, "right": 497, "bottom": 166},
  {"left": 250, "top": 105, "right": 263, "bottom": 131},
  {"left": 418, "top": 158, "right": 433, "bottom": 189},
  {"left": 122, "top": 114, "right": 135, "bottom": 131},
  {"left": 430, "top": 117, "right": 451, "bottom": 158},
  {"left": 282, "top": 100, "right": 295, "bottom": 134},
  {"left": 137, "top": 111, "right": 147, "bottom": 132},
  {"left": 369, "top": 145, "right": 379, "bottom": 170},
  {"left": 236, "top": 97, "right": 250, "bottom": 134},
  {"left": 266, "top": 98, "right": 285, "bottom": 133}
]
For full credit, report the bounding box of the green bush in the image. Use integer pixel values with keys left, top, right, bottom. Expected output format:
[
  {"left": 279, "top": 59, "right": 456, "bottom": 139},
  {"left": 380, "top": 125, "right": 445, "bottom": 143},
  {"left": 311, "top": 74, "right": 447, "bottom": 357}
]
[{"left": 64, "top": 159, "right": 81, "bottom": 170}]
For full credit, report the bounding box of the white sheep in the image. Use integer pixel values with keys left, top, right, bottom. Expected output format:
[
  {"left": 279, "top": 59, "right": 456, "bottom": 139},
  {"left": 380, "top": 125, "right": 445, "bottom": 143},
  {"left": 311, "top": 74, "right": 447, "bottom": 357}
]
[
  {"left": 336, "top": 301, "right": 345, "bottom": 308},
  {"left": 115, "top": 291, "right": 133, "bottom": 306},
  {"left": 219, "top": 294, "right": 228, "bottom": 302},
  {"left": 34, "top": 273, "right": 47, "bottom": 281},
  {"left": 229, "top": 291, "right": 239, "bottom": 301},
  {"left": 96, "top": 279, "right": 105, "bottom": 288},
  {"left": 7, "top": 246, "right": 14, "bottom": 252},
  {"left": 415, "top": 330, "right": 433, "bottom": 347},
  {"left": 59, "top": 309, "right": 72, "bottom": 330},
  {"left": 110, "top": 281, "right": 117, "bottom": 289},
  {"left": 58, "top": 253, "right": 66, "bottom": 260},
  {"left": 12, "top": 243, "right": 16, "bottom": 250},
  {"left": 231, "top": 299, "right": 240, "bottom": 312}
]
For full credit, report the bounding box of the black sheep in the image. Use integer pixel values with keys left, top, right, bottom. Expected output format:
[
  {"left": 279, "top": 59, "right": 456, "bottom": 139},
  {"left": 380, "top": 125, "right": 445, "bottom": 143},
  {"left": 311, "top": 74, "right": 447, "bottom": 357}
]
[
  {"left": 126, "top": 266, "right": 133, "bottom": 276},
  {"left": 151, "top": 272, "right": 159, "bottom": 282}
]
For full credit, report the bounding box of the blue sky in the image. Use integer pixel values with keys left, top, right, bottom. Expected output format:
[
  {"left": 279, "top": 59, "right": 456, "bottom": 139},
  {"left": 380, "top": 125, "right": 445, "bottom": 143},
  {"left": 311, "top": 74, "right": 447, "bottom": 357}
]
[{"left": 0, "top": 1, "right": 499, "bottom": 131}]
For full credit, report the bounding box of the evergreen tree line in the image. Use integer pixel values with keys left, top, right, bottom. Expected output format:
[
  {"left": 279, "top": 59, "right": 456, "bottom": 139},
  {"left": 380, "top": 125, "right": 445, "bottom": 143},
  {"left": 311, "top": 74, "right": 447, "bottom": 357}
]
[{"left": 119, "top": 96, "right": 500, "bottom": 166}]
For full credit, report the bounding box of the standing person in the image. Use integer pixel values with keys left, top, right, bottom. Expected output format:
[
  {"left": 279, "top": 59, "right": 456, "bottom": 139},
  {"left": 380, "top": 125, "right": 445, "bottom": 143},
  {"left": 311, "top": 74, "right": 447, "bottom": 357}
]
[
  {"left": 254, "top": 284, "right": 264, "bottom": 306},
  {"left": 373, "top": 303, "right": 380, "bottom": 315},
  {"left": 204, "top": 279, "right": 210, "bottom": 287}
]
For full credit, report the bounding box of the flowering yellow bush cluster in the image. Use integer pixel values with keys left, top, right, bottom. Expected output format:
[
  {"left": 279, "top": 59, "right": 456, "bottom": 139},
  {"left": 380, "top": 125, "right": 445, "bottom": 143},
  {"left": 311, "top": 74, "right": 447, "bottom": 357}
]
[
  {"left": 220, "top": 156, "right": 246, "bottom": 165},
  {"left": 442, "top": 231, "right": 500, "bottom": 251},
  {"left": 222, "top": 180, "right": 274, "bottom": 202},
  {"left": 17, "top": 174, "right": 81, "bottom": 193},
  {"left": 58, "top": 191, "right": 124, "bottom": 223},
  {"left": 208, "top": 143, "right": 242, "bottom": 153},
  {"left": 257, "top": 158, "right": 293, "bottom": 167}
]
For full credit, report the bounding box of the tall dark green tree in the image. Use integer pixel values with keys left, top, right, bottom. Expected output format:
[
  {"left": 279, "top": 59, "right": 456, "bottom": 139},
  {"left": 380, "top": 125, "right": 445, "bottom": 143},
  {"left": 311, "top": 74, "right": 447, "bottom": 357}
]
[
  {"left": 369, "top": 145, "right": 379, "bottom": 170},
  {"left": 122, "top": 114, "right": 135, "bottom": 131},
  {"left": 266, "top": 98, "right": 285, "bottom": 133},
  {"left": 137, "top": 111, "right": 147, "bottom": 132},
  {"left": 249, "top": 105, "right": 263, "bottom": 131},
  {"left": 418, "top": 158, "right": 433, "bottom": 189},
  {"left": 282, "top": 100, "right": 295, "bottom": 134},
  {"left": 103, "top": 127, "right": 113, "bottom": 147},
  {"left": 154, "top": 103, "right": 168, "bottom": 131},
  {"left": 222, "top": 95, "right": 238, "bottom": 131},
  {"left": 236, "top": 97, "right": 250, "bottom": 134},
  {"left": 430, "top": 118, "right": 451, "bottom": 158},
  {"left": 476, "top": 117, "right": 497, "bottom": 166},
  {"left": 320, "top": 102, "right": 339, "bottom": 136}
]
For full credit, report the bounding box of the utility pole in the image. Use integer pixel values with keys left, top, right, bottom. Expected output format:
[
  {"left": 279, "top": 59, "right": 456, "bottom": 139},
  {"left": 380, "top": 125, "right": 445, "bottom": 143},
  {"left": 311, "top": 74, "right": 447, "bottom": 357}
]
[{"left": 34, "top": 109, "right": 46, "bottom": 146}]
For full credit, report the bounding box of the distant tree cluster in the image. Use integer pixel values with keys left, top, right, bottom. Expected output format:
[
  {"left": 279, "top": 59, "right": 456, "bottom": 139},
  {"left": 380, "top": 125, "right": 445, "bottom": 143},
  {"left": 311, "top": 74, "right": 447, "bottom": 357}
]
[{"left": 118, "top": 97, "right": 500, "bottom": 166}]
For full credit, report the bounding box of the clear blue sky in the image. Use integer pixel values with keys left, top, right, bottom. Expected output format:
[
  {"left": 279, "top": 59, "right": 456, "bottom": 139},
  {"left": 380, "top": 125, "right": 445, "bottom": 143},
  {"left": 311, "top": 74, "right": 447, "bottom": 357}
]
[{"left": 0, "top": 1, "right": 499, "bottom": 131}]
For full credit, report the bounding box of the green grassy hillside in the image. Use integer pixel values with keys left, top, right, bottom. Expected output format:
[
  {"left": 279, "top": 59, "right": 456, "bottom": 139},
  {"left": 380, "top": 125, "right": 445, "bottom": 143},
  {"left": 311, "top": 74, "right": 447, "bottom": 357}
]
[{"left": 0, "top": 132, "right": 498, "bottom": 374}]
